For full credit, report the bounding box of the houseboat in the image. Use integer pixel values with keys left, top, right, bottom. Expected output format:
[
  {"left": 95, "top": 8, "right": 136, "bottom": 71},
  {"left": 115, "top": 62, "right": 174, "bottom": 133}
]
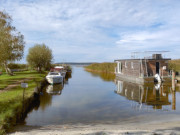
[{"left": 114, "top": 53, "right": 171, "bottom": 84}]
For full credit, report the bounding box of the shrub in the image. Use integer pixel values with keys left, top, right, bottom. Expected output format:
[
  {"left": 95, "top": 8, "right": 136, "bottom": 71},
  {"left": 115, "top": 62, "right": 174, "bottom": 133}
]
[{"left": 8, "top": 63, "right": 28, "bottom": 69}]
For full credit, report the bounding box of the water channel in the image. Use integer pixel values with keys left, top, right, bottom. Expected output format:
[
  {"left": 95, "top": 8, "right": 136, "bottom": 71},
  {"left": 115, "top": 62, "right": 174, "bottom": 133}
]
[{"left": 15, "top": 66, "right": 180, "bottom": 129}]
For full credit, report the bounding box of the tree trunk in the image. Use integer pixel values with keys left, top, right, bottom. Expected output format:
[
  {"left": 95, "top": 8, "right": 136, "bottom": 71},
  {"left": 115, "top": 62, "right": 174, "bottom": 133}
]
[
  {"left": 39, "top": 67, "right": 42, "bottom": 73},
  {"left": 3, "top": 62, "right": 13, "bottom": 75},
  {"left": 37, "top": 66, "right": 42, "bottom": 73},
  {"left": 3, "top": 62, "right": 9, "bottom": 73}
]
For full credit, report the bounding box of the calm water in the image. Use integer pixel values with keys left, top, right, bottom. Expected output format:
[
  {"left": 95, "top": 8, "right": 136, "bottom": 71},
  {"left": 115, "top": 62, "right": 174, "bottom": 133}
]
[{"left": 20, "top": 66, "right": 180, "bottom": 126}]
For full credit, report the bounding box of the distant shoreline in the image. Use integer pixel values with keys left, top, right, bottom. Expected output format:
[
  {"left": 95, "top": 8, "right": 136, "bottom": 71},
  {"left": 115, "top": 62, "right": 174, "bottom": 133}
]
[{"left": 85, "top": 68, "right": 115, "bottom": 74}]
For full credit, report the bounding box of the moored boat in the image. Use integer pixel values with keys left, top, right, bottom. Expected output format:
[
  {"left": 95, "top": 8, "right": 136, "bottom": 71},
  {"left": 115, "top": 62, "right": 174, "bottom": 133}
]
[
  {"left": 46, "top": 72, "right": 63, "bottom": 84},
  {"left": 50, "top": 66, "right": 67, "bottom": 78}
]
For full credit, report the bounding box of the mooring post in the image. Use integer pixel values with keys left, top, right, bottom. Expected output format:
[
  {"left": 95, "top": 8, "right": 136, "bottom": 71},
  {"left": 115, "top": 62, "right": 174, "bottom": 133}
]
[
  {"left": 172, "top": 70, "right": 175, "bottom": 91},
  {"left": 171, "top": 70, "right": 176, "bottom": 110},
  {"left": 172, "top": 90, "right": 176, "bottom": 110}
]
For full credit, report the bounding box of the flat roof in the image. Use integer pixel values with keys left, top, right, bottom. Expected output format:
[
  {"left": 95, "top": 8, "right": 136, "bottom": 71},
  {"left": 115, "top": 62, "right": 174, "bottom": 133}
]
[{"left": 114, "top": 58, "right": 171, "bottom": 61}]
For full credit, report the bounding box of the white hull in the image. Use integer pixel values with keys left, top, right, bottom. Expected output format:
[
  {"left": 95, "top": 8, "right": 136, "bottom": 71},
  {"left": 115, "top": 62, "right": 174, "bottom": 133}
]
[
  {"left": 46, "top": 76, "right": 63, "bottom": 84},
  {"left": 46, "top": 72, "right": 63, "bottom": 84}
]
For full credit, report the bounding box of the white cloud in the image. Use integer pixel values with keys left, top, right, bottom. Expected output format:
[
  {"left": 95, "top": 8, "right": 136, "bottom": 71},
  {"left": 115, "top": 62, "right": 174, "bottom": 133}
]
[
  {"left": 0, "top": 0, "right": 180, "bottom": 62},
  {"left": 116, "top": 28, "right": 180, "bottom": 49}
]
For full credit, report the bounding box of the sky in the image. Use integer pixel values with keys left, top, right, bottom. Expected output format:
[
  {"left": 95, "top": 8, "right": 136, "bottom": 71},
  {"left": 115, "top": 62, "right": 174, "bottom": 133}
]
[{"left": 0, "top": 0, "right": 180, "bottom": 63}]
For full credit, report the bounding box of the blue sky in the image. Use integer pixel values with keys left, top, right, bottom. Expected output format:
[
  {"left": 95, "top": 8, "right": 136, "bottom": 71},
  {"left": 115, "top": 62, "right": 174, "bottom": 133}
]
[{"left": 0, "top": 0, "right": 180, "bottom": 63}]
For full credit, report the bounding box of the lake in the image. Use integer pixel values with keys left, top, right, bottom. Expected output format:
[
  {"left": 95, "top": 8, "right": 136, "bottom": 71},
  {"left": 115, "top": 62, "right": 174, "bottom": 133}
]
[{"left": 16, "top": 66, "right": 180, "bottom": 127}]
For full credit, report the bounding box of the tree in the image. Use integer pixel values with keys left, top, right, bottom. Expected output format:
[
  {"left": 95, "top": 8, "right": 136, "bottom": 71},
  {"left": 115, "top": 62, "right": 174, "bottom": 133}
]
[
  {"left": 26, "top": 44, "right": 53, "bottom": 72},
  {"left": 169, "top": 59, "right": 180, "bottom": 72},
  {"left": 0, "top": 11, "right": 25, "bottom": 74}
]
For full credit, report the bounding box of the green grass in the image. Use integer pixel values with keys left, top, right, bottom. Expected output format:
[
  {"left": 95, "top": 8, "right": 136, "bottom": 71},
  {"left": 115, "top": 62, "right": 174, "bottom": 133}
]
[
  {"left": 0, "top": 70, "right": 46, "bottom": 90},
  {"left": 85, "top": 62, "right": 116, "bottom": 73},
  {"left": 0, "top": 70, "right": 47, "bottom": 134}
]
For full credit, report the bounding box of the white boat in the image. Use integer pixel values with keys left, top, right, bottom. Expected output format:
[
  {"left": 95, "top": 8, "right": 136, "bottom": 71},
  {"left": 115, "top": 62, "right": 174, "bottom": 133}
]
[
  {"left": 54, "top": 66, "right": 67, "bottom": 78},
  {"left": 46, "top": 72, "right": 63, "bottom": 84}
]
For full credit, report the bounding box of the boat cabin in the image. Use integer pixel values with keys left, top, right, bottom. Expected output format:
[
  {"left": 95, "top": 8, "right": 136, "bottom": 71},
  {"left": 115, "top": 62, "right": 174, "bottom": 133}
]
[{"left": 50, "top": 66, "right": 64, "bottom": 72}]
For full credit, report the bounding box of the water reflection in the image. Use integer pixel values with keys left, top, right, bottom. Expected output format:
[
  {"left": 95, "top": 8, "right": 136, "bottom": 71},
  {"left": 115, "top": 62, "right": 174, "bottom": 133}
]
[
  {"left": 114, "top": 78, "right": 176, "bottom": 110},
  {"left": 46, "top": 84, "right": 64, "bottom": 95},
  {"left": 84, "top": 71, "right": 179, "bottom": 111},
  {"left": 33, "top": 72, "right": 72, "bottom": 111},
  {"left": 86, "top": 70, "right": 115, "bottom": 82},
  {"left": 17, "top": 67, "right": 180, "bottom": 127},
  {"left": 39, "top": 86, "right": 52, "bottom": 111},
  {"left": 64, "top": 72, "right": 72, "bottom": 84}
]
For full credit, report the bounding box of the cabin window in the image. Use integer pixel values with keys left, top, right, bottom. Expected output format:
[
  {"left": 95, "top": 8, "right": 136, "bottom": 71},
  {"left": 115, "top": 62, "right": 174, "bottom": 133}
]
[
  {"left": 49, "top": 72, "right": 59, "bottom": 75},
  {"left": 131, "top": 62, "right": 133, "bottom": 69},
  {"left": 125, "top": 61, "right": 127, "bottom": 68},
  {"left": 117, "top": 62, "right": 122, "bottom": 73}
]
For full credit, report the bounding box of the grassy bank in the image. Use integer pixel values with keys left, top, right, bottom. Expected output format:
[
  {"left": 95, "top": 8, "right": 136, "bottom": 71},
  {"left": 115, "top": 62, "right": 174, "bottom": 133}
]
[
  {"left": 85, "top": 63, "right": 116, "bottom": 73},
  {"left": 0, "top": 71, "right": 46, "bottom": 90},
  {"left": 0, "top": 71, "right": 47, "bottom": 134}
]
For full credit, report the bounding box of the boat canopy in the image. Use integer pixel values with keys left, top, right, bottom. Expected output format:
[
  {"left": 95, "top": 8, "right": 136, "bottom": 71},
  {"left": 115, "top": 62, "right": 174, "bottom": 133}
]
[{"left": 55, "top": 66, "right": 64, "bottom": 69}]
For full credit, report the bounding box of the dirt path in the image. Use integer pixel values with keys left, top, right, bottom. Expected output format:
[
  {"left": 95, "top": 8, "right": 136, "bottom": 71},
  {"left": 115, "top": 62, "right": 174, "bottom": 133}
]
[{"left": 0, "top": 78, "right": 32, "bottom": 94}]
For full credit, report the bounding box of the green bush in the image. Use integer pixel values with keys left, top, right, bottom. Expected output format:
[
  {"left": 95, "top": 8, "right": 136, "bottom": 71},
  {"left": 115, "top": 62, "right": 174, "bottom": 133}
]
[{"left": 8, "top": 63, "right": 28, "bottom": 69}]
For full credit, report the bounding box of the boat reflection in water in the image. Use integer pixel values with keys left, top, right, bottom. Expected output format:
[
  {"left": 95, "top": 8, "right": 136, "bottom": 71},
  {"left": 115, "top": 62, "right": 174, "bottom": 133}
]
[
  {"left": 114, "top": 78, "right": 176, "bottom": 111},
  {"left": 34, "top": 71, "right": 72, "bottom": 111},
  {"left": 46, "top": 84, "right": 64, "bottom": 95},
  {"left": 46, "top": 71, "right": 72, "bottom": 95}
]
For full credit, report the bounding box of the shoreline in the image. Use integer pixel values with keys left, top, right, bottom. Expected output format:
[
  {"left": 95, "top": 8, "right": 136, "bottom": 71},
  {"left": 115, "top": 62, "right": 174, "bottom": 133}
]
[
  {"left": 8, "top": 68, "right": 180, "bottom": 135},
  {"left": 0, "top": 73, "right": 47, "bottom": 134},
  {"left": 11, "top": 119, "right": 180, "bottom": 135},
  {"left": 11, "top": 113, "right": 180, "bottom": 134}
]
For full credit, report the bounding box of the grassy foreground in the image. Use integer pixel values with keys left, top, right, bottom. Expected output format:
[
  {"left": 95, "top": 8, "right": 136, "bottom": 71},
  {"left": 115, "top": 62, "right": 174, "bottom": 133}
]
[
  {"left": 0, "top": 71, "right": 47, "bottom": 134},
  {"left": 85, "top": 63, "right": 116, "bottom": 73}
]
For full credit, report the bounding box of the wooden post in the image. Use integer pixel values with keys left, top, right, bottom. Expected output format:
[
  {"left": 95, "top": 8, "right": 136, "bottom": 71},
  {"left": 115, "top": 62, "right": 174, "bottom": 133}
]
[
  {"left": 172, "top": 91, "right": 176, "bottom": 110},
  {"left": 171, "top": 70, "right": 176, "bottom": 110},
  {"left": 172, "top": 70, "right": 175, "bottom": 91}
]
